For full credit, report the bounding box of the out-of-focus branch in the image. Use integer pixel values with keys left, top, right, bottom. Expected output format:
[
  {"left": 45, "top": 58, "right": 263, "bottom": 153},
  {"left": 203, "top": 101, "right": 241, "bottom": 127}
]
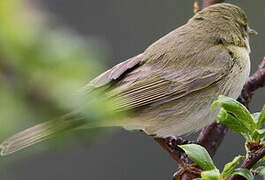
[{"left": 0, "top": 58, "right": 66, "bottom": 116}]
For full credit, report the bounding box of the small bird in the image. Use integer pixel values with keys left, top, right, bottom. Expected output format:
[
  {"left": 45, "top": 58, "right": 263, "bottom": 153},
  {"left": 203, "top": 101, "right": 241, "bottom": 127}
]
[{"left": 0, "top": 3, "right": 257, "bottom": 156}]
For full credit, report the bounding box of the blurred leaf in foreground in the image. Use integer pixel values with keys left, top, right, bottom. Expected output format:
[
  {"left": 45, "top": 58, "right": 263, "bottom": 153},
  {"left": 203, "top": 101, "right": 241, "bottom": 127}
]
[{"left": 0, "top": 0, "right": 117, "bottom": 154}]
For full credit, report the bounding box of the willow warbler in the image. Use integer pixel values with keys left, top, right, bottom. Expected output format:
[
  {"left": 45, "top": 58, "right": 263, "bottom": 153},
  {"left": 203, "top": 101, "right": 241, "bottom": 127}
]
[{"left": 0, "top": 3, "right": 257, "bottom": 156}]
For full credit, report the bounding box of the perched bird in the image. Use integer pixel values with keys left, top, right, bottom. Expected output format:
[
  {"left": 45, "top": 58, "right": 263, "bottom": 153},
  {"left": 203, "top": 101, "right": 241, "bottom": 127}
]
[{"left": 0, "top": 3, "right": 257, "bottom": 156}]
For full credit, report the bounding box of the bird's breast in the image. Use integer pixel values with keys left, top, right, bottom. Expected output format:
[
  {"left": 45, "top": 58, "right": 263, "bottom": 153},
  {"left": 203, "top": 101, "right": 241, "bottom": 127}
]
[{"left": 220, "top": 46, "right": 250, "bottom": 99}]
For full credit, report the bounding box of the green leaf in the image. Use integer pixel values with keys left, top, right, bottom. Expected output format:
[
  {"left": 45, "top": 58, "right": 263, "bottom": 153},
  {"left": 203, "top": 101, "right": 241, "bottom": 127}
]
[
  {"left": 252, "top": 129, "right": 265, "bottom": 141},
  {"left": 252, "top": 112, "right": 260, "bottom": 124},
  {"left": 216, "top": 108, "right": 250, "bottom": 134},
  {"left": 179, "top": 144, "right": 216, "bottom": 171},
  {"left": 222, "top": 156, "right": 244, "bottom": 177},
  {"left": 257, "top": 105, "right": 265, "bottom": 128},
  {"left": 230, "top": 168, "right": 254, "bottom": 180},
  {"left": 212, "top": 96, "right": 255, "bottom": 132},
  {"left": 201, "top": 169, "right": 220, "bottom": 180}
]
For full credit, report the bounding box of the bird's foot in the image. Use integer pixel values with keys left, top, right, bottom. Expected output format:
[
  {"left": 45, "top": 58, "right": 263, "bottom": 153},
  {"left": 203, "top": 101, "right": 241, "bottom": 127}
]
[{"left": 165, "top": 136, "right": 196, "bottom": 152}]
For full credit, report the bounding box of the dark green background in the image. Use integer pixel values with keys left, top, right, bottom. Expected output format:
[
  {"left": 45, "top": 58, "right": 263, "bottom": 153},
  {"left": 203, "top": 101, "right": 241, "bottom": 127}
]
[{"left": 2, "top": 0, "right": 265, "bottom": 179}]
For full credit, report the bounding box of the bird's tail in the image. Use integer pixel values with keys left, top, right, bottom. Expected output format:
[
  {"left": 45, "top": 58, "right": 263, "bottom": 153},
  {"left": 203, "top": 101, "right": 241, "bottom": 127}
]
[{"left": 0, "top": 114, "right": 86, "bottom": 156}]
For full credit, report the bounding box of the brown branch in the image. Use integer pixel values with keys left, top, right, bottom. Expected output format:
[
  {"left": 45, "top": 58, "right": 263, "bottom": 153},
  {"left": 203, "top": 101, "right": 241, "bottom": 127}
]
[
  {"left": 153, "top": 138, "right": 184, "bottom": 166},
  {"left": 229, "top": 146, "right": 265, "bottom": 180},
  {"left": 240, "top": 146, "right": 265, "bottom": 169},
  {"left": 197, "top": 122, "right": 227, "bottom": 156}
]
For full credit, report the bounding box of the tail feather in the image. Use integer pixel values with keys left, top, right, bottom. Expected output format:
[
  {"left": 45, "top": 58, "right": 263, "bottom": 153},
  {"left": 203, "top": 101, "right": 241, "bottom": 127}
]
[{"left": 0, "top": 115, "right": 85, "bottom": 156}]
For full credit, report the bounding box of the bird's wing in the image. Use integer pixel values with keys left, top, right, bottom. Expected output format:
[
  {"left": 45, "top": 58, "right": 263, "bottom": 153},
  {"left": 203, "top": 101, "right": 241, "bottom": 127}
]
[
  {"left": 105, "top": 49, "right": 235, "bottom": 111},
  {"left": 85, "top": 54, "right": 143, "bottom": 89}
]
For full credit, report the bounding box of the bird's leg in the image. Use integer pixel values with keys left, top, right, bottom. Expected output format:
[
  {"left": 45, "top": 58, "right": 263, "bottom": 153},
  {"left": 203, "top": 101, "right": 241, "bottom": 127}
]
[
  {"left": 165, "top": 136, "right": 202, "bottom": 179},
  {"left": 165, "top": 136, "right": 195, "bottom": 151},
  {"left": 153, "top": 137, "right": 185, "bottom": 166},
  {"left": 153, "top": 136, "right": 202, "bottom": 180}
]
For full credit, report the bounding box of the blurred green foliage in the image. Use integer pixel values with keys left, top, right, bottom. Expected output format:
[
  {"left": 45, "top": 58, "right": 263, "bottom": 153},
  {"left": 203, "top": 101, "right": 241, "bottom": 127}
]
[{"left": 0, "top": 0, "right": 115, "bottom": 148}]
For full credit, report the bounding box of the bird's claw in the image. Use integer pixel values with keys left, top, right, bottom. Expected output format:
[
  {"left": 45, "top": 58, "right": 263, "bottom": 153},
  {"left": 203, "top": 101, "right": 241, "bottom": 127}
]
[{"left": 165, "top": 136, "right": 196, "bottom": 151}]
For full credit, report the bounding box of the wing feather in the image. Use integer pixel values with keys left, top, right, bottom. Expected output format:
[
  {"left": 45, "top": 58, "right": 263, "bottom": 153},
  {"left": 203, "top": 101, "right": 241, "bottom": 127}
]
[
  {"left": 86, "top": 48, "right": 234, "bottom": 112},
  {"left": 106, "top": 50, "right": 235, "bottom": 111}
]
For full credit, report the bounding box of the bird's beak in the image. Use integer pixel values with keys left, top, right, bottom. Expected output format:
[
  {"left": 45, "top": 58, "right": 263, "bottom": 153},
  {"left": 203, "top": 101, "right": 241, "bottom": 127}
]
[{"left": 247, "top": 27, "right": 258, "bottom": 35}]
